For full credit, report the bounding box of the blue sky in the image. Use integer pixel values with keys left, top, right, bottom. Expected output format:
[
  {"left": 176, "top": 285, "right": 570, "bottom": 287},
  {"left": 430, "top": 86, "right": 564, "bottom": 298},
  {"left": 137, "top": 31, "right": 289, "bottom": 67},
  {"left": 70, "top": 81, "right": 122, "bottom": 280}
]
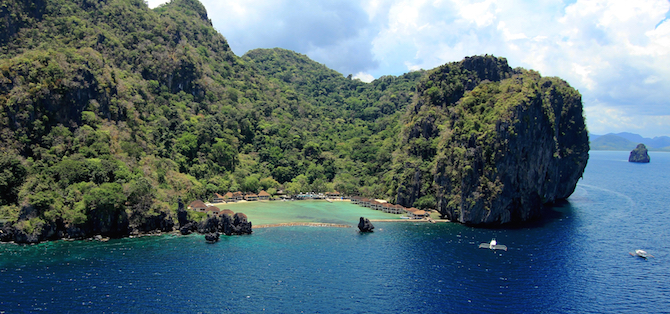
[{"left": 148, "top": 0, "right": 670, "bottom": 138}]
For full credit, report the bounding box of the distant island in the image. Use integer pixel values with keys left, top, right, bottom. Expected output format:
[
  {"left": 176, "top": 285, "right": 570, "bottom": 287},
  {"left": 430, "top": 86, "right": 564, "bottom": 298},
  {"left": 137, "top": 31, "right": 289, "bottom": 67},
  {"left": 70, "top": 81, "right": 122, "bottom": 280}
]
[
  {"left": 590, "top": 133, "right": 670, "bottom": 151},
  {"left": 0, "top": 0, "right": 588, "bottom": 242}
]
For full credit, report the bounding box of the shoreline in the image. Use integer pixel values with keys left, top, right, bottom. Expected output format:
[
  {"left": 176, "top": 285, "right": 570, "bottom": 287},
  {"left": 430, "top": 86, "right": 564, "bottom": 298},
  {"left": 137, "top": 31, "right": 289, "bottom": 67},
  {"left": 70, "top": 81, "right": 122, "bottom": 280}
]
[
  {"left": 254, "top": 218, "right": 450, "bottom": 229},
  {"left": 0, "top": 219, "right": 450, "bottom": 245},
  {"left": 370, "top": 218, "right": 449, "bottom": 223},
  {"left": 210, "top": 198, "right": 351, "bottom": 206},
  {"left": 254, "top": 222, "right": 352, "bottom": 229}
]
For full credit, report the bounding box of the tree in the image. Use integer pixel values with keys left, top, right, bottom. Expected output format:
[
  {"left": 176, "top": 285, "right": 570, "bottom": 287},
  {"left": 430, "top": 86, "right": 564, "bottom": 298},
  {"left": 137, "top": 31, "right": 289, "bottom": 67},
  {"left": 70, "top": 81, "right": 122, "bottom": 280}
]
[
  {"left": 242, "top": 175, "right": 260, "bottom": 193},
  {"left": 84, "top": 183, "right": 128, "bottom": 234},
  {"left": 259, "top": 177, "right": 280, "bottom": 191},
  {"left": 210, "top": 138, "right": 238, "bottom": 171},
  {"left": 0, "top": 152, "right": 27, "bottom": 206}
]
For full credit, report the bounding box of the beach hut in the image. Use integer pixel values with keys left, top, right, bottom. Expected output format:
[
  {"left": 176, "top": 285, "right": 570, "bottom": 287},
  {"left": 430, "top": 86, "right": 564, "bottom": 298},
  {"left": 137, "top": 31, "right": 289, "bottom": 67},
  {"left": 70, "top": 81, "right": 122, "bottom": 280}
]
[
  {"left": 220, "top": 209, "right": 234, "bottom": 217},
  {"left": 381, "top": 202, "right": 395, "bottom": 213},
  {"left": 325, "top": 191, "right": 341, "bottom": 198},
  {"left": 188, "top": 200, "right": 207, "bottom": 212},
  {"left": 245, "top": 193, "right": 258, "bottom": 201},
  {"left": 392, "top": 204, "right": 406, "bottom": 214},
  {"left": 406, "top": 207, "right": 428, "bottom": 219},
  {"left": 370, "top": 200, "right": 384, "bottom": 211},
  {"left": 212, "top": 193, "right": 225, "bottom": 203},
  {"left": 258, "top": 190, "right": 271, "bottom": 201},
  {"left": 224, "top": 192, "right": 234, "bottom": 202},
  {"left": 205, "top": 206, "right": 220, "bottom": 215},
  {"left": 233, "top": 191, "right": 244, "bottom": 201}
]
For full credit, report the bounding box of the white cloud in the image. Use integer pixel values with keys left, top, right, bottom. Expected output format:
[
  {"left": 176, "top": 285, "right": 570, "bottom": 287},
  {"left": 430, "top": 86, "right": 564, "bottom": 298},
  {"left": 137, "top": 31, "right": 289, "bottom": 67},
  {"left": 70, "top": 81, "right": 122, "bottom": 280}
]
[
  {"left": 644, "top": 75, "right": 661, "bottom": 84},
  {"left": 497, "top": 21, "right": 527, "bottom": 41},
  {"left": 145, "top": 0, "right": 168, "bottom": 9},
  {"left": 371, "top": 0, "right": 670, "bottom": 135},
  {"left": 453, "top": 0, "right": 497, "bottom": 27},
  {"left": 153, "top": 0, "right": 670, "bottom": 136},
  {"left": 585, "top": 102, "right": 670, "bottom": 137},
  {"left": 353, "top": 72, "right": 375, "bottom": 82},
  {"left": 571, "top": 63, "right": 596, "bottom": 91},
  {"left": 201, "top": 0, "right": 380, "bottom": 75}
]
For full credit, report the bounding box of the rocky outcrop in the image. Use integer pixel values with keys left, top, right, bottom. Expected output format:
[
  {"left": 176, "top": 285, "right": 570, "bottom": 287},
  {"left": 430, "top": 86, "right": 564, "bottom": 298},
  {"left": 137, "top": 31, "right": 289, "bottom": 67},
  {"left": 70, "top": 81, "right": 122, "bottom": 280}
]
[
  {"left": 131, "top": 211, "right": 175, "bottom": 235},
  {"left": 1, "top": 201, "right": 177, "bottom": 243},
  {"left": 231, "top": 213, "right": 253, "bottom": 235},
  {"left": 205, "top": 232, "right": 220, "bottom": 243},
  {"left": 0, "top": 225, "right": 14, "bottom": 242},
  {"left": 629, "top": 144, "right": 650, "bottom": 163},
  {"left": 197, "top": 212, "right": 253, "bottom": 236},
  {"left": 180, "top": 222, "right": 196, "bottom": 235},
  {"left": 0, "top": 205, "right": 253, "bottom": 243},
  {"left": 358, "top": 217, "right": 374, "bottom": 232},
  {"left": 394, "top": 55, "right": 589, "bottom": 225},
  {"left": 177, "top": 198, "right": 189, "bottom": 227}
]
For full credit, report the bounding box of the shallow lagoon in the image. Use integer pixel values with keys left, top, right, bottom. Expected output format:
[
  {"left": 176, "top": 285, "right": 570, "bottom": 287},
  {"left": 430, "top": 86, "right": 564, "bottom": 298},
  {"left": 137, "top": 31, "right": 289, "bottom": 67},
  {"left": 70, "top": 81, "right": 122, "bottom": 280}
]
[{"left": 213, "top": 199, "right": 401, "bottom": 225}]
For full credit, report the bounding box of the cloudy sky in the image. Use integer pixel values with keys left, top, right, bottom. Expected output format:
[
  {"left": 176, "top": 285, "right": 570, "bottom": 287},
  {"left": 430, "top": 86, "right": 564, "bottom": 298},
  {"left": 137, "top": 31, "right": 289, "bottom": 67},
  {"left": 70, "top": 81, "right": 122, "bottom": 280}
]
[{"left": 148, "top": 0, "right": 670, "bottom": 137}]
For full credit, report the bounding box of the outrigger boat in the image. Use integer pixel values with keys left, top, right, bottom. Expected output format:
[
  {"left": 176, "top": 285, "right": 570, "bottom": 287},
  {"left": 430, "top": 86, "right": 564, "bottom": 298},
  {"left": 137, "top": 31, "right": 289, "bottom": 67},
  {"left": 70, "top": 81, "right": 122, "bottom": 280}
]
[
  {"left": 630, "top": 249, "right": 654, "bottom": 259},
  {"left": 479, "top": 239, "right": 507, "bottom": 251}
]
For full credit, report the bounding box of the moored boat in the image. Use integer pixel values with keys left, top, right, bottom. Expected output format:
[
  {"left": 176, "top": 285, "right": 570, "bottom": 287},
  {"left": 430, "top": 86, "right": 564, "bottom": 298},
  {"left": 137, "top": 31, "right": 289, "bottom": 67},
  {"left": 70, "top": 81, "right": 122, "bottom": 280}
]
[
  {"left": 630, "top": 249, "right": 654, "bottom": 259},
  {"left": 479, "top": 239, "right": 507, "bottom": 251}
]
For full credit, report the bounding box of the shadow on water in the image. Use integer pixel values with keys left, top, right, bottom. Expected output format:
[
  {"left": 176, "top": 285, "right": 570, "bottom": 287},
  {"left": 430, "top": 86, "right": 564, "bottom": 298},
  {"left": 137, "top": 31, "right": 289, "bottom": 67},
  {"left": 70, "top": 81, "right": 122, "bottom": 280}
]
[{"left": 465, "top": 199, "right": 575, "bottom": 230}]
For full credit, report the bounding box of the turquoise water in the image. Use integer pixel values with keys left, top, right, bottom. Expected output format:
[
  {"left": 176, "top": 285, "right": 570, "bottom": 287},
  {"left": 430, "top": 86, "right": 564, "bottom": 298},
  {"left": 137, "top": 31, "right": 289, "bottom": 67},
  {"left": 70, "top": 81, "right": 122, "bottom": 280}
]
[
  {"left": 213, "top": 199, "right": 401, "bottom": 225},
  {"left": 1, "top": 151, "right": 669, "bottom": 313}
]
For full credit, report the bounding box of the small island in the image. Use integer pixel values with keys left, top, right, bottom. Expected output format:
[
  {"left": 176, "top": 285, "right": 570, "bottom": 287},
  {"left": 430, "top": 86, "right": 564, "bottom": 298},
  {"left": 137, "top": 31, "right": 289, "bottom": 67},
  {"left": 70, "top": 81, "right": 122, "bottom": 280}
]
[{"left": 629, "top": 144, "right": 651, "bottom": 163}]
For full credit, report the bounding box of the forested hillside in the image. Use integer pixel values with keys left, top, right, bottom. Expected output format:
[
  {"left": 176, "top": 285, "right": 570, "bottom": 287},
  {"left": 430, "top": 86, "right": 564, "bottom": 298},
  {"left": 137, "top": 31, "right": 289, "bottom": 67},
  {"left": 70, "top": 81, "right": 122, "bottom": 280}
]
[
  {"left": 0, "top": 0, "right": 588, "bottom": 241},
  {"left": 0, "top": 0, "right": 424, "bottom": 240}
]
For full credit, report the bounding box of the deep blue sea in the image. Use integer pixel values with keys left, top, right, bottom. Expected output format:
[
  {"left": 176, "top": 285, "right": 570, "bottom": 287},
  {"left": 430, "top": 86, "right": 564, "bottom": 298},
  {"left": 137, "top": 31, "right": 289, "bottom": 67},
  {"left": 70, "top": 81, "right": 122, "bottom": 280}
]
[{"left": 1, "top": 151, "right": 669, "bottom": 313}]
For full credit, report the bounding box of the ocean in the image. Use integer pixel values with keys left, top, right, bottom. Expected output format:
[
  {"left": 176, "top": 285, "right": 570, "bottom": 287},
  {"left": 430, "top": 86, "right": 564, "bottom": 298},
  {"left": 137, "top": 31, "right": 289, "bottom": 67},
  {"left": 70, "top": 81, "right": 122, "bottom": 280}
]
[{"left": 1, "top": 151, "right": 669, "bottom": 313}]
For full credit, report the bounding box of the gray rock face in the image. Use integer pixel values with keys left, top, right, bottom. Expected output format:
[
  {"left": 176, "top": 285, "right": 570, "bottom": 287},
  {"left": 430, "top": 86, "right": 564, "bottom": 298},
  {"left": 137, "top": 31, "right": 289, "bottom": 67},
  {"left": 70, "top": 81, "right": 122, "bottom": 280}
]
[
  {"left": 629, "top": 144, "right": 650, "bottom": 163},
  {"left": 394, "top": 55, "right": 589, "bottom": 225},
  {"left": 205, "top": 232, "right": 220, "bottom": 243},
  {"left": 358, "top": 217, "right": 374, "bottom": 232},
  {"left": 198, "top": 212, "right": 252, "bottom": 236}
]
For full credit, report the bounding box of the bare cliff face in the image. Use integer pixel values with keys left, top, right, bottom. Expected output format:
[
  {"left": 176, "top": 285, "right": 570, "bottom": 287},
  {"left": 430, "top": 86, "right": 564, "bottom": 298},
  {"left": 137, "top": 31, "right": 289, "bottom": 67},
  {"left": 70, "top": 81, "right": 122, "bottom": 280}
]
[{"left": 394, "top": 55, "right": 589, "bottom": 225}]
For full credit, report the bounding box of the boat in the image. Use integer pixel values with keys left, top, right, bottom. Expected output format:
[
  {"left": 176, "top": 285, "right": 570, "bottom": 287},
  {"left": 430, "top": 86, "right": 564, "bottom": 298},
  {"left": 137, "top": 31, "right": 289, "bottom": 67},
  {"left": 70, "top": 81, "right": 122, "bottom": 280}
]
[
  {"left": 478, "top": 239, "right": 507, "bottom": 251},
  {"left": 630, "top": 249, "right": 654, "bottom": 259}
]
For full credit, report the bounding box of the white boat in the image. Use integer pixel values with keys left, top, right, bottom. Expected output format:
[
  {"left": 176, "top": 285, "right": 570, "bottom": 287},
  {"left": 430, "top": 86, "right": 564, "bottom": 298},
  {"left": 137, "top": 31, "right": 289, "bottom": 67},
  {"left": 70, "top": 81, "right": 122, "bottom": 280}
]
[
  {"left": 479, "top": 239, "right": 507, "bottom": 251},
  {"left": 630, "top": 249, "right": 654, "bottom": 259}
]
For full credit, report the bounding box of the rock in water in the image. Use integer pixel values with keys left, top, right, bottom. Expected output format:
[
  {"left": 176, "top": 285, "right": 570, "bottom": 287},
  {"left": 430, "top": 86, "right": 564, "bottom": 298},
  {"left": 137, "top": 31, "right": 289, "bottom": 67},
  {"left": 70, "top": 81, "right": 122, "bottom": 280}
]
[
  {"left": 394, "top": 55, "right": 589, "bottom": 225},
  {"left": 205, "top": 232, "right": 220, "bottom": 243},
  {"left": 358, "top": 217, "right": 374, "bottom": 232},
  {"left": 629, "top": 144, "right": 650, "bottom": 163}
]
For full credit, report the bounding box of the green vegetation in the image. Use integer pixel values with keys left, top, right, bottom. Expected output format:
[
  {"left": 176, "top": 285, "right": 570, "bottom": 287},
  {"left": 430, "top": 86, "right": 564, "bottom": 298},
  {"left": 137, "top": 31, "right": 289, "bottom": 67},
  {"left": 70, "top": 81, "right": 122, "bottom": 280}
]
[
  {"left": 0, "top": 0, "right": 587, "bottom": 235},
  {"left": 391, "top": 57, "right": 588, "bottom": 219},
  {"left": 0, "top": 0, "right": 425, "bottom": 236}
]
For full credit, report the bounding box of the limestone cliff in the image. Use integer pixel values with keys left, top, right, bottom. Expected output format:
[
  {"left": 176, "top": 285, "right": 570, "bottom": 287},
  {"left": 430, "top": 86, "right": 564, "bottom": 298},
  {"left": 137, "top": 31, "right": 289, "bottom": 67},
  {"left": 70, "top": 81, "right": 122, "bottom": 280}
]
[{"left": 393, "top": 55, "right": 589, "bottom": 225}]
